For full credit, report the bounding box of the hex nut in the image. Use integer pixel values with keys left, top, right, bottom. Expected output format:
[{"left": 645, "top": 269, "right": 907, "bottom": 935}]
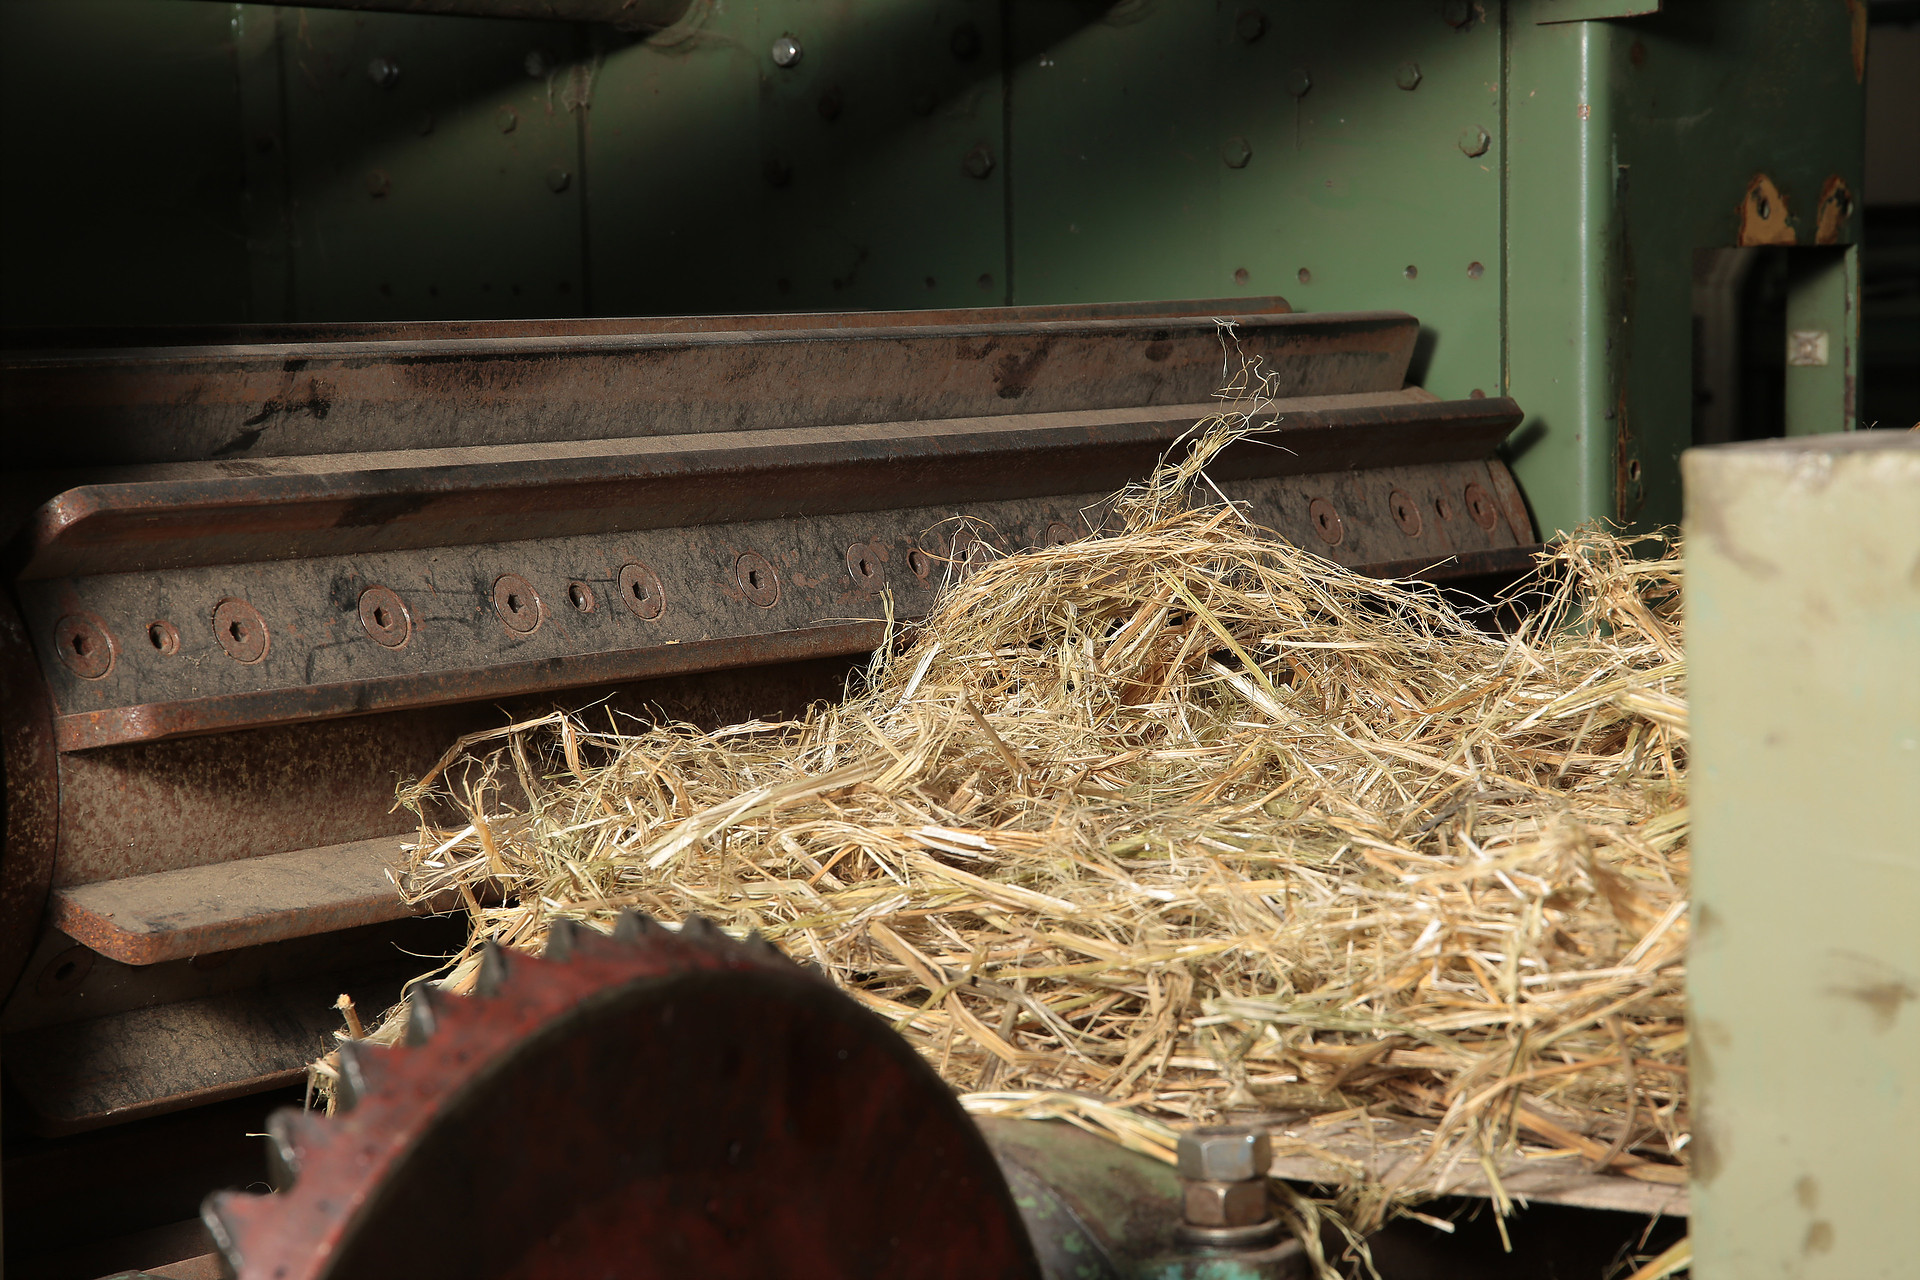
[
  {"left": 1177, "top": 1126, "right": 1272, "bottom": 1183},
  {"left": 1183, "top": 1178, "right": 1271, "bottom": 1228},
  {"left": 1395, "top": 61, "right": 1423, "bottom": 91},
  {"left": 1458, "top": 125, "right": 1491, "bottom": 158}
]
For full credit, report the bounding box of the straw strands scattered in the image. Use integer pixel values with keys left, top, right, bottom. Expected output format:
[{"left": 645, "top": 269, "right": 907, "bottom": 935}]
[{"left": 374, "top": 418, "right": 1691, "bottom": 1230}]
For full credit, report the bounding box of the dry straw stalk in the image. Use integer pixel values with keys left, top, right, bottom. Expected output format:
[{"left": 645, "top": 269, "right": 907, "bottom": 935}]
[{"left": 370, "top": 404, "right": 1691, "bottom": 1234}]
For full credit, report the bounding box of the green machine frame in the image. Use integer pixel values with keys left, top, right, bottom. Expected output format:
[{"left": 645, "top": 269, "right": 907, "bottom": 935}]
[{"left": 0, "top": 0, "right": 1867, "bottom": 536}]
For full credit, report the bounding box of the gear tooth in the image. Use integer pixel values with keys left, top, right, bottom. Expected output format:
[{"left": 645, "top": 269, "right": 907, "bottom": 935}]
[
  {"left": 680, "top": 913, "right": 722, "bottom": 944},
  {"left": 335, "top": 1039, "right": 384, "bottom": 1111},
  {"left": 202, "top": 1188, "right": 263, "bottom": 1270},
  {"left": 403, "top": 983, "right": 445, "bottom": 1047},
  {"left": 475, "top": 939, "right": 511, "bottom": 997},
  {"left": 545, "top": 917, "right": 581, "bottom": 963},
  {"left": 263, "top": 1106, "right": 313, "bottom": 1190},
  {"left": 613, "top": 909, "right": 660, "bottom": 944}
]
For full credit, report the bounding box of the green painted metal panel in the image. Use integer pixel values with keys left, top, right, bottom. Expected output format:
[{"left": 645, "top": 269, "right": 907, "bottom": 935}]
[
  {"left": 587, "top": 0, "right": 1008, "bottom": 316},
  {"left": 1685, "top": 431, "right": 1920, "bottom": 1280},
  {"left": 1006, "top": 2, "right": 1504, "bottom": 404},
  {"left": 0, "top": 0, "right": 251, "bottom": 325},
  {"left": 1507, "top": 0, "right": 1866, "bottom": 535}
]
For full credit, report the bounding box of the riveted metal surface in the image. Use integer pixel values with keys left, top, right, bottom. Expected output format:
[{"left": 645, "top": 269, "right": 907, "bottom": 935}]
[{"left": 202, "top": 919, "right": 1042, "bottom": 1279}]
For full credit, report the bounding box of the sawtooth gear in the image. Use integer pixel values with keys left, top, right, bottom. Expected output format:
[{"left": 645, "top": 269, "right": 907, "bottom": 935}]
[{"left": 203, "top": 912, "right": 1042, "bottom": 1280}]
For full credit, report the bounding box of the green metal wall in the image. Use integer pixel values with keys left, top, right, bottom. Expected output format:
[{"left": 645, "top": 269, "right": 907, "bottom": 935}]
[{"left": 0, "top": 0, "right": 1866, "bottom": 535}]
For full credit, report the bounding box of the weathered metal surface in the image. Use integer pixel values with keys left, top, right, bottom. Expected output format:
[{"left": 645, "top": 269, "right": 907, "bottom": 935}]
[
  {"left": 46, "top": 658, "right": 857, "bottom": 889},
  {"left": 179, "top": 0, "right": 693, "bottom": 28},
  {"left": 51, "top": 835, "right": 448, "bottom": 966},
  {"left": 0, "top": 311, "right": 1414, "bottom": 467},
  {"left": 24, "top": 455, "right": 1526, "bottom": 755},
  {"left": 205, "top": 916, "right": 1041, "bottom": 1278},
  {"left": 14, "top": 392, "right": 1515, "bottom": 577},
  {"left": 1685, "top": 432, "right": 1919, "bottom": 1280},
  {"left": 0, "top": 587, "right": 59, "bottom": 1000}
]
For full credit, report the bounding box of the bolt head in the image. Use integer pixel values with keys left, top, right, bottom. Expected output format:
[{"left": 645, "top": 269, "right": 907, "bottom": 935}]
[
  {"left": 963, "top": 143, "right": 995, "bottom": 179},
  {"left": 1286, "top": 67, "right": 1312, "bottom": 98},
  {"left": 771, "top": 34, "right": 803, "bottom": 67},
  {"left": 1183, "top": 1179, "right": 1272, "bottom": 1228},
  {"left": 1177, "top": 1126, "right": 1272, "bottom": 1182},
  {"left": 366, "top": 56, "right": 400, "bottom": 90},
  {"left": 546, "top": 165, "right": 572, "bottom": 193},
  {"left": 1458, "top": 125, "right": 1491, "bottom": 157},
  {"left": 1221, "top": 136, "right": 1253, "bottom": 169},
  {"left": 1443, "top": 0, "right": 1473, "bottom": 27},
  {"left": 1234, "top": 7, "right": 1266, "bottom": 42},
  {"left": 1395, "top": 61, "right": 1423, "bottom": 90}
]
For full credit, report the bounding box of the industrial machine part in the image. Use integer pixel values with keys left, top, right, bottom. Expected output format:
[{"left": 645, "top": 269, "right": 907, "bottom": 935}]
[
  {"left": 0, "top": 300, "right": 1532, "bottom": 1161},
  {"left": 197, "top": 910, "right": 1308, "bottom": 1280},
  {"left": 1176, "top": 1127, "right": 1283, "bottom": 1251},
  {"left": 1685, "top": 431, "right": 1920, "bottom": 1280}
]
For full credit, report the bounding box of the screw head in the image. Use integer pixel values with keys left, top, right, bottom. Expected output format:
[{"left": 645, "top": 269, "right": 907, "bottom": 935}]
[
  {"left": 492, "top": 574, "right": 543, "bottom": 634},
  {"left": 735, "top": 551, "right": 781, "bottom": 607},
  {"left": 1177, "top": 1126, "right": 1272, "bottom": 1183},
  {"left": 963, "top": 143, "right": 995, "bottom": 179},
  {"left": 212, "top": 598, "right": 270, "bottom": 664},
  {"left": 53, "top": 614, "right": 116, "bottom": 679},
  {"left": 771, "top": 34, "right": 803, "bottom": 67},
  {"left": 358, "top": 585, "right": 412, "bottom": 648},
  {"left": 1286, "top": 67, "right": 1312, "bottom": 98},
  {"left": 366, "top": 56, "right": 400, "bottom": 90},
  {"left": 1221, "top": 136, "right": 1253, "bottom": 169},
  {"left": 1234, "top": 7, "right": 1267, "bottom": 41},
  {"left": 1395, "top": 61, "right": 1423, "bottom": 90},
  {"left": 619, "top": 562, "right": 666, "bottom": 620},
  {"left": 1458, "top": 125, "right": 1491, "bottom": 157}
]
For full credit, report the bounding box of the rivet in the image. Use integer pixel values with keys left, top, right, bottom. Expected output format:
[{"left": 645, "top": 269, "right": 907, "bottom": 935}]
[
  {"left": 907, "top": 546, "right": 934, "bottom": 580},
  {"left": 1235, "top": 7, "right": 1267, "bottom": 41},
  {"left": 1395, "top": 62, "right": 1423, "bottom": 91},
  {"left": 1458, "top": 126, "right": 1491, "bottom": 157},
  {"left": 1297, "top": 267, "right": 1312, "bottom": 284},
  {"left": 1307, "top": 498, "right": 1345, "bottom": 546},
  {"left": 566, "top": 581, "right": 596, "bottom": 613},
  {"left": 212, "top": 598, "right": 270, "bottom": 664},
  {"left": 618, "top": 562, "right": 666, "bottom": 620},
  {"left": 770, "top": 34, "right": 802, "bottom": 68},
  {"left": 963, "top": 143, "right": 995, "bottom": 179},
  {"left": 357, "top": 585, "right": 412, "bottom": 649},
  {"left": 1388, "top": 489, "right": 1422, "bottom": 537},
  {"left": 846, "top": 542, "right": 882, "bottom": 588},
  {"left": 1467, "top": 260, "right": 1485, "bottom": 279},
  {"left": 498, "top": 106, "right": 519, "bottom": 133},
  {"left": 1221, "top": 136, "right": 1253, "bottom": 169},
  {"left": 366, "top": 56, "right": 400, "bottom": 90},
  {"left": 1442, "top": 0, "right": 1473, "bottom": 28},
  {"left": 53, "top": 614, "right": 116, "bottom": 679},
  {"left": 492, "top": 574, "right": 543, "bottom": 634},
  {"left": 1404, "top": 264, "right": 1419, "bottom": 280},
  {"left": 1286, "top": 67, "right": 1312, "bottom": 98},
  {"left": 146, "top": 620, "right": 181, "bottom": 656},
  {"left": 546, "top": 166, "right": 572, "bottom": 194},
  {"left": 734, "top": 552, "right": 781, "bottom": 608},
  {"left": 1464, "top": 483, "right": 1499, "bottom": 531}
]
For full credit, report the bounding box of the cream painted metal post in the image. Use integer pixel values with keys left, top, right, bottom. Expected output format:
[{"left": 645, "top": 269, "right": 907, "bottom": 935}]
[{"left": 1686, "top": 431, "right": 1920, "bottom": 1278}]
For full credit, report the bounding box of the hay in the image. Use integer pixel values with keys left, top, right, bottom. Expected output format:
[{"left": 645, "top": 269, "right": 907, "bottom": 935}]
[{"left": 370, "top": 413, "right": 1690, "bottom": 1233}]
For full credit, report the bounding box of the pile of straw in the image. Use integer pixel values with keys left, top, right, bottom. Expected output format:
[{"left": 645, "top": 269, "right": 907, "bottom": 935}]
[{"left": 378, "top": 421, "right": 1690, "bottom": 1230}]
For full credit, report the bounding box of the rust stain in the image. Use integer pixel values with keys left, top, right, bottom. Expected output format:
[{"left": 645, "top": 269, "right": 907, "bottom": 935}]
[
  {"left": 1846, "top": 0, "right": 1867, "bottom": 83},
  {"left": 1815, "top": 175, "right": 1855, "bottom": 245},
  {"left": 1736, "top": 174, "right": 1796, "bottom": 247}
]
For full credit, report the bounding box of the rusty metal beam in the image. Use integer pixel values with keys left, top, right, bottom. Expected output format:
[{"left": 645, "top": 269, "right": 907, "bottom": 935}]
[{"left": 0, "top": 310, "right": 1415, "bottom": 468}]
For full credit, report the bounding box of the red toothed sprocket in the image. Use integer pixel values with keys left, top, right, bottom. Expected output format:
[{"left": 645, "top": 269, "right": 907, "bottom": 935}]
[{"left": 203, "top": 913, "right": 1042, "bottom": 1280}]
